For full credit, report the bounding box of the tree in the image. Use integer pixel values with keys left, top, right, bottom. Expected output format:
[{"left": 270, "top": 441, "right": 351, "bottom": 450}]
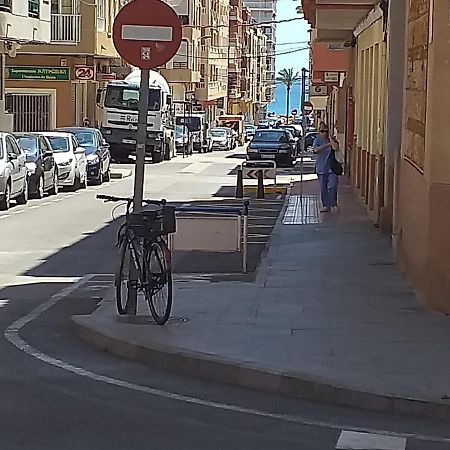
[{"left": 276, "top": 68, "right": 301, "bottom": 121}]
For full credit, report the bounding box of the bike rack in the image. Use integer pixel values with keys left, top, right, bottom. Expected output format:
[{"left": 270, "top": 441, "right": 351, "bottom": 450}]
[{"left": 170, "top": 201, "right": 250, "bottom": 273}]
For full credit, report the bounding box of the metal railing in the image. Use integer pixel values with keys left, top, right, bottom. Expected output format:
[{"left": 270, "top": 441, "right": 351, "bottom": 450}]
[{"left": 51, "top": 14, "right": 81, "bottom": 44}]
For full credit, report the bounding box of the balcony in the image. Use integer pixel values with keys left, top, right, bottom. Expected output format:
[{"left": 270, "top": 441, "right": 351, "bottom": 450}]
[
  {"left": 51, "top": 14, "right": 81, "bottom": 44},
  {"left": 0, "top": 0, "right": 11, "bottom": 12}
]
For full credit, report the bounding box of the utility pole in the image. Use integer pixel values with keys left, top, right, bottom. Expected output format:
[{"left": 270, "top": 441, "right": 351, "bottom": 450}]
[{"left": 300, "top": 67, "right": 308, "bottom": 201}]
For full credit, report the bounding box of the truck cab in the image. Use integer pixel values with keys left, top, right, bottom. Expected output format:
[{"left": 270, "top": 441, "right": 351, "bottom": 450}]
[{"left": 97, "top": 70, "right": 174, "bottom": 163}]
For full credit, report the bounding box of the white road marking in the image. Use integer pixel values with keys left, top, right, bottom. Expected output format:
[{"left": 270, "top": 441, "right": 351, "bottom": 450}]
[
  {"left": 12, "top": 210, "right": 24, "bottom": 215},
  {"left": 29, "top": 205, "right": 40, "bottom": 210},
  {"left": 179, "top": 162, "right": 212, "bottom": 174},
  {"left": 3, "top": 275, "right": 450, "bottom": 446},
  {"left": 0, "top": 215, "right": 10, "bottom": 219},
  {"left": 42, "top": 201, "right": 52, "bottom": 206},
  {"left": 52, "top": 198, "right": 63, "bottom": 202},
  {"left": 336, "top": 431, "right": 406, "bottom": 449}
]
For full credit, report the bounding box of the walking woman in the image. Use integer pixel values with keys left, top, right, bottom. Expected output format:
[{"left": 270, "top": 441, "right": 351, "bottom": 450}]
[{"left": 312, "top": 124, "right": 340, "bottom": 212}]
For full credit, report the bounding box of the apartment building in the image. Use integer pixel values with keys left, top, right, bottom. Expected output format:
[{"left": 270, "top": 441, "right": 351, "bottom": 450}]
[
  {"left": 160, "top": 0, "right": 201, "bottom": 105},
  {"left": 195, "top": 0, "right": 229, "bottom": 123},
  {"left": 302, "top": 0, "right": 450, "bottom": 314},
  {"left": 227, "top": 1, "right": 267, "bottom": 123},
  {"left": 0, "top": 0, "right": 50, "bottom": 131},
  {"left": 244, "top": 0, "right": 276, "bottom": 111},
  {"left": 5, "top": 0, "right": 126, "bottom": 131}
]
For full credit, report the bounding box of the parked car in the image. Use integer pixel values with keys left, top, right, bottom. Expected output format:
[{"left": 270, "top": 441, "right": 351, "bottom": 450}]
[
  {"left": 0, "top": 133, "right": 28, "bottom": 210},
  {"left": 55, "top": 127, "right": 111, "bottom": 185},
  {"left": 174, "top": 124, "right": 192, "bottom": 155},
  {"left": 244, "top": 124, "right": 256, "bottom": 142},
  {"left": 42, "top": 132, "right": 87, "bottom": 190},
  {"left": 257, "top": 121, "right": 270, "bottom": 129},
  {"left": 247, "top": 129, "right": 296, "bottom": 167},
  {"left": 15, "top": 133, "right": 58, "bottom": 198},
  {"left": 305, "top": 132, "right": 319, "bottom": 152},
  {"left": 208, "top": 128, "right": 232, "bottom": 151}
]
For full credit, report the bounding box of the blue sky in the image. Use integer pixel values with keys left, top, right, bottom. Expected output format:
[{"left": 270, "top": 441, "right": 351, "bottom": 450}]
[{"left": 275, "top": 0, "right": 310, "bottom": 74}]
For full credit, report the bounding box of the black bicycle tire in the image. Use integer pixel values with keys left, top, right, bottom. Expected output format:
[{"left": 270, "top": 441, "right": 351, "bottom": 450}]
[
  {"left": 115, "top": 240, "right": 130, "bottom": 315},
  {"left": 145, "top": 239, "right": 173, "bottom": 325}
]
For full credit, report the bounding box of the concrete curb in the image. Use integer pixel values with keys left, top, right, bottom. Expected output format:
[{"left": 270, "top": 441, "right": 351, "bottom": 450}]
[
  {"left": 110, "top": 169, "right": 132, "bottom": 180},
  {"left": 72, "top": 313, "right": 450, "bottom": 421}
]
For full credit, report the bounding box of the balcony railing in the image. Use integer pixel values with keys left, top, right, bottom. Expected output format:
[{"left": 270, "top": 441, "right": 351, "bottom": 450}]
[
  {"left": 51, "top": 14, "right": 81, "bottom": 44},
  {"left": 0, "top": 0, "right": 11, "bottom": 12}
]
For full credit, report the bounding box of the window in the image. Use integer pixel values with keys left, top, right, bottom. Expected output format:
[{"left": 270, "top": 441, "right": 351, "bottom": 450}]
[
  {"left": 0, "top": 0, "right": 11, "bottom": 12},
  {"left": 104, "top": 86, "right": 161, "bottom": 112},
  {"left": 28, "top": 0, "right": 40, "bottom": 17},
  {"left": 97, "top": 0, "right": 105, "bottom": 31}
]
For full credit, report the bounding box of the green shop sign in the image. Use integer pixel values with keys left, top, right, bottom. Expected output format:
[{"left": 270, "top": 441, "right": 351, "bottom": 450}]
[{"left": 6, "top": 66, "right": 70, "bottom": 81}]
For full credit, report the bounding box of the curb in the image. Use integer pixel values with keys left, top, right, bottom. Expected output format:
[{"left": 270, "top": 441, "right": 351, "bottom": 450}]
[
  {"left": 110, "top": 169, "right": 132, "bottom": 180},
  {"left": 72, "top": 314, "right": 450, "bottom": 421}
]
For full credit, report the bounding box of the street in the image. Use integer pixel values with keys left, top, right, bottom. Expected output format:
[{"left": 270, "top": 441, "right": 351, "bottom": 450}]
[{"left": 1, "top": 149, "right": 450, "bottom": 449}]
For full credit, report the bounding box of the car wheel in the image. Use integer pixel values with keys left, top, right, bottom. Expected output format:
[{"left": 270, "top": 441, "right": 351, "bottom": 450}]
[
  {"left": 35, "top": 175, "right": 44, "bottom": 199},
  {"left": 16, "top": 179, "right": 28, "bottom": 205},
  {"left": 104, "top": 165, "right": 111, "bottom": 182},
  {"left": 0, "top": 182, "right": 11, "bottom": 210},
  {"left": 49, "top": 170, "right": 58, "bottom": 195}
]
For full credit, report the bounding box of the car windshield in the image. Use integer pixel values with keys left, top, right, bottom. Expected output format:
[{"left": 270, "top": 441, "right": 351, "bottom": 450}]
[
  {"left": 16, "top": 136, "right": 39, "bottom": 157},
  {"left": 47, "top": 136, "right": 69, "bottom": 153},
  {"left": 253, "top": 131, "right": 289, "bottom": 143},
  {"left": 176, "top": 116, "right": 201, "bottom": 132},
  {"left": 105, "top": 86, "right": 161, "bottom": 111},
  {"left": 70, "top": 130, "right": 96, "bottom": 148},
  {"left": 175, "top": 125, "right": 187, "bottom": 137},
  {"left": 210, "top": 129, "right": 227, "bottom": 137}
]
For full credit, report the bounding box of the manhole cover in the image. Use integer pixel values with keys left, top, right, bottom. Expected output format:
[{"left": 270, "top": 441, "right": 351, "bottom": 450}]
[{"left": 116, "top": 315, "right": 189, "bottom": 325}]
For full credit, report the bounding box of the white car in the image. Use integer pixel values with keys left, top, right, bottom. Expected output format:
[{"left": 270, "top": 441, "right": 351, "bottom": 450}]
[{"left": 41, "top": 132, "right": 87, "bottom": 190}]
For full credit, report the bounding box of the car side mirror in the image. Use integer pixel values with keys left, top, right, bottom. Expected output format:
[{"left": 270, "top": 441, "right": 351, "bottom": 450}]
[
  {"left": 8, "top": 152, "right": 17, "bottom": 160},
  {"left": 75, "top": 147, "right": 85, "bottom": 154}
]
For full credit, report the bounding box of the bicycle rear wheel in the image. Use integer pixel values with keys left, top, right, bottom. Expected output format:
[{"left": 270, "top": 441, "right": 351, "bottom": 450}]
[
  {"left": 145, "top": 239, "right": 172, "bottom": 325},
  {"left": 115, "top": 240, "right": 134, "bottom": 315}
]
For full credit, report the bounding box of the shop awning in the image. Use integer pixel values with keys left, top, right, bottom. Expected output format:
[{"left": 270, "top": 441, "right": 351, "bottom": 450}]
[{"left": 310, "top": 95, "right": 328, "bottom": 111}]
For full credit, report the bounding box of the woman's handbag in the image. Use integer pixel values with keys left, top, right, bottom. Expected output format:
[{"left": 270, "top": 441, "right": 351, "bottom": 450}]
[{"left": 329, "top": 150, "right": 343, "bottom": 176}]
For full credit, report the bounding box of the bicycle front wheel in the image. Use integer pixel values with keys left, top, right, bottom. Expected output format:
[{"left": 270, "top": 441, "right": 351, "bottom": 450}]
[
  {"left": 145, "top": 239, "right": 173, "bottom": 325},
  {"left": 115, "top": 240, "right": 136, "bottom": 315}
]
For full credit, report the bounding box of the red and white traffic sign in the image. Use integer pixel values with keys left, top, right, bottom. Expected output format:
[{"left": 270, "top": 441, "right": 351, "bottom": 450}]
[
  {"left": 74, "top": 66, "right": 94, "bottom": 80},
  {"left": 112, "top": 0, "right": 182, "bottom": 70},
  {"left": 302, "top": 101, "right": 314, "bottom": 114}
]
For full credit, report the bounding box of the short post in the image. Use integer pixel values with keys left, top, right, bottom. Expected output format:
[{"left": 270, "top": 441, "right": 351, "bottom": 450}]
[
  {"left": 236, "top": 166, "right": 243, "bottom": 198},
  {"left": 256, "top": 170, "right": 265, "bottom": 199},
  {"left": 127, "top": 68, "right": 150, "bottom": 315}
]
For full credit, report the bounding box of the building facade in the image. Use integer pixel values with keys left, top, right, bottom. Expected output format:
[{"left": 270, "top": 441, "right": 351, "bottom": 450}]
[
  {"left": 244, "top": 0, "right": 276, "bottom": 109},
  {"left": 227, "top": 1, "right": 267, "bottom": 123},
  {"left": 0, "top": 0, "right": 50, "bottom": 131},
  {"left": 5, "top": 0, "right": 125, "bottom": 131},
  {"left": 302, "top": 0, "right": 450, "bottom": 314}
]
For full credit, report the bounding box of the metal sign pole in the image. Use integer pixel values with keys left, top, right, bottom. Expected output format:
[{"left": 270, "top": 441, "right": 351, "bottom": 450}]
[
  {"left": 127, "top": 67, "right": 150, "bottom": 315},
  {"left": 300, "top": 68, "right": 307, "bottom": 202}
]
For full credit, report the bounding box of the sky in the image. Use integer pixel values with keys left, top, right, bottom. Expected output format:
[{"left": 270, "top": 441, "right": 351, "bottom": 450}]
[{"left": 275, "top": 0, "right": 310, "bottom": 74}]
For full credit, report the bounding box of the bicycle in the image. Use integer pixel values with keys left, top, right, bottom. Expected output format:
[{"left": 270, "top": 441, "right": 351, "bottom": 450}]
[{"left": 97, "top": 194, "right": 176, "bottom": 325}]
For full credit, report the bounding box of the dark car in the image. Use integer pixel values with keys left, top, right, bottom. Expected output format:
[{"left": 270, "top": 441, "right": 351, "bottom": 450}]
[
  {"left": 15, "top": 133, "right": 58, "bottom": 198},
  {"left": 247, "top": 129, "right": 296, "bottom": 166},
  {"left": 305, "top": 132, "right": 319, "bottom": 152},
  {"left": 55, "top": 127, "right": 111, "bottom": 184}
]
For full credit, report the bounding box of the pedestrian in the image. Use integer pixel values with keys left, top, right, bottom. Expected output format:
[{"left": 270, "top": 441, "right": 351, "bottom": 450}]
[{"left": 312, "top": 124, "right": 340, "bottom": 212}]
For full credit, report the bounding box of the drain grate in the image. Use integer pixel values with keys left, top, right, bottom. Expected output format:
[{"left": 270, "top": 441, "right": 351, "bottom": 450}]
[
  {"left": 283, "top": 195, "right": 321, "bottom": 225},
  {"left": 116, "top": 315, "right": 189, "bottom": 325}
]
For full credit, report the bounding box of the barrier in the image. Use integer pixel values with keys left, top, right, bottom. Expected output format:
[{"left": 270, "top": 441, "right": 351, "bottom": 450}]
[
  {"left": 242, "top": 161, "right": 277, "bottom": 183},
  {"left": 170, "top": 202, "right": 250, "bottom": 273}
]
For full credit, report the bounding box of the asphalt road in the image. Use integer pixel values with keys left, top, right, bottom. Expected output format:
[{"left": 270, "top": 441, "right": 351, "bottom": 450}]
[{"left": 1, "top": 149, "right": 450, "bottom": 449}]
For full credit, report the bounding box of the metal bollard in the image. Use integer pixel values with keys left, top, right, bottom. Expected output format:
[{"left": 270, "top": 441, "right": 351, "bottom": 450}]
[
  {"left": 257, "top": 170, "right": 265, "bottom": 199},
  {"left": 236, "top": 167, "right": 243, "bottom": 198}
]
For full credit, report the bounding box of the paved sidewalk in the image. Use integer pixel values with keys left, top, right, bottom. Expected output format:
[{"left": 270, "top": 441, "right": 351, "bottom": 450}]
[{"left": 73, "top": 178, "right": 450, "bottom": 420}]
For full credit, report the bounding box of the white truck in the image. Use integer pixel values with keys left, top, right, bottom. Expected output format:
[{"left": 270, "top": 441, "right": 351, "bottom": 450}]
[
  {"left": 175, "top": 112, "right": 208, "bottom": 153},
  {"left": 97, "top": 70, "right": 174, "bottom": 163}
]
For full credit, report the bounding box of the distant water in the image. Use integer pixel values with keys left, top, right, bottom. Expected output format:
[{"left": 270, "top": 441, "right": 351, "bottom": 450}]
[{"left": 268, "top": 80, "right": 308, "bottom": 115}]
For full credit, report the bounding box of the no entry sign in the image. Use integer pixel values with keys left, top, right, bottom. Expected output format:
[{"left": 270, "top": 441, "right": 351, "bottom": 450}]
[{"left": 113, "top": 0, "right": 182, "bottom": 70}]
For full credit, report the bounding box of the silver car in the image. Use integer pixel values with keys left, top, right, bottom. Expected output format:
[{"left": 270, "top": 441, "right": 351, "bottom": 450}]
[{"left": 0, "top": 132, "right": 28, "bottom": 210}]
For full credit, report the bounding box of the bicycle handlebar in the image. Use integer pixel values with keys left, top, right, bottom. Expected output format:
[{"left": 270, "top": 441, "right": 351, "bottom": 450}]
[{"left": 96, "top": 194, "right": 166, "bottom": 206}]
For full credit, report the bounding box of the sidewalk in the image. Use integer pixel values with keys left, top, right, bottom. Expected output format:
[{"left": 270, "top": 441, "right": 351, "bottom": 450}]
[{"left": 73, "top": 178, "right": 450, "bottom": 420}]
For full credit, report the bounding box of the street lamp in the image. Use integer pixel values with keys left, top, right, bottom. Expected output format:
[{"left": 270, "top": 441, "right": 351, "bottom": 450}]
[{"left": 300, "top": 67, "right": 309, "bottom": 201}]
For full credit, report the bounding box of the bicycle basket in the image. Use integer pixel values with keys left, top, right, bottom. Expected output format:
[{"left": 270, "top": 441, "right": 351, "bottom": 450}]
[{"left": 127, "top": 206, "right": 176, "bottom": 238}]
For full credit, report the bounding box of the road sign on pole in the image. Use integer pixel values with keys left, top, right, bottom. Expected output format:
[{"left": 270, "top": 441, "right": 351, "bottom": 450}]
[
  {"left": 302, "top": 100, "right": 314, "bottom": 115},
  {"left": 113, "top": 0, "right": 182, "bottom": 315}
]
